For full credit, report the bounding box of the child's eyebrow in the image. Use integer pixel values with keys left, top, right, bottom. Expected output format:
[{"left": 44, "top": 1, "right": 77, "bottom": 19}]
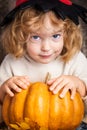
[
  {"left": 30, "top": 32, "right": 39, "bottom": 35},
  {"left": 30, "top": 29, "right": 64, "bottom": 37},
  {"left": 51, "top": 29, "right": 64, "bottom": 34}
]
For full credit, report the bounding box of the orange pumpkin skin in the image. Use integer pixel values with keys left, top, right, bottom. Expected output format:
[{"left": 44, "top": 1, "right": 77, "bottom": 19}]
[{"left": 2, "top": 82, "right": 84, "bottom": 130}]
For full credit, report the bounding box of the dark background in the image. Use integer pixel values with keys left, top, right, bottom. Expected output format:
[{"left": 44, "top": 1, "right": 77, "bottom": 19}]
[{"left": 0, "top": 0, "right": 87, "bottom": 64}]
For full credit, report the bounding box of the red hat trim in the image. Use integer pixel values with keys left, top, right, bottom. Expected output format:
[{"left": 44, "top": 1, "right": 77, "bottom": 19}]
[
  {"left": 59, "top": 0, "right": 72, "bottom": 5},
  {"left": 16, "top": 0, "right": 28, "bottom": 6},
  {"left": 16, "top": 0, "right": 72, "bottom": 7}
]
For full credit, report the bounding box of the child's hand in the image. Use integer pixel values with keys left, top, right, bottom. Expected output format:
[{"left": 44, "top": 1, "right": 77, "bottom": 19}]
[
  {"left": 47, "top": 75, "right": 86, "bottom": 99},
  {"left": 1, "top": 76, "right": 30, "bottom": 97}
]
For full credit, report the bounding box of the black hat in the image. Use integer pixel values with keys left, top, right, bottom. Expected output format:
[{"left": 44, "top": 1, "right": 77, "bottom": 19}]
[{"left": 0, "top": 0, "right": 87, "bottom": 27}]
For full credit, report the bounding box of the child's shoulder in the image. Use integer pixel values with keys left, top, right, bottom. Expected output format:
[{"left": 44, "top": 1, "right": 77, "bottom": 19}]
[
  {"left": 68, "top": 51, "right": 87, "bottom": 68},
  {"left": 2, "top": 54, "right": 17, "bottom": 63},
  {"left": 4, "top": 54, "right": 15, "bottom": 60},
  {"left": 71, "top": 51, "right": 87, "bottom": 62},
  {"left": 1, "top": 54, "right": 25, "bottom": 65}
]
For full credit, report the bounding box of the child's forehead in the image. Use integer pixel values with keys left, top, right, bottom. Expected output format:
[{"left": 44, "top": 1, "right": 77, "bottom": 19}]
[
  {"left": 30, "top": 12, "right": 64, "bottom": 33},
  {"left": 30, "top": 26, "right": 63, "bottom": 36}
]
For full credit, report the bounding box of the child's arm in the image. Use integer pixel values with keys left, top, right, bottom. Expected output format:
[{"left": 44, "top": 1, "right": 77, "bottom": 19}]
[
  {"left": 47, "top": 75, "right": 86, "bottom": 99},
  {"left": 0, "top": 76, "right": 30, "bottom": 103}
]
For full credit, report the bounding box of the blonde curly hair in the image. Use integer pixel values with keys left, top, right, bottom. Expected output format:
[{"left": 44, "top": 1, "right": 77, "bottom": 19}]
[{"left": 1, "top": 7, "right": 83, "bottom": 62}]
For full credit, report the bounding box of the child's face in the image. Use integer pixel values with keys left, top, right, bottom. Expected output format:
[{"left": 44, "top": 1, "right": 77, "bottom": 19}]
[{"left": 26, "top": 14, "right": 64, "bottom": 64}]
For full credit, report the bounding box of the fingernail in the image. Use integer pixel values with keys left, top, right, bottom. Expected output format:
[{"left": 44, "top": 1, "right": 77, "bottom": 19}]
[
  {"left": 10, "top": 93, "right": 14, "bottom": 97},
  {"left": 23, "top": 86, "right": 27, "bottom": 89},
  {"left": 49, "top": 87, "right": 53, "bottom": 91},
  {"left": 53, "top": 90, "right": 57, "bottom": 94},
  {"left": 71, "top": 96, "right": 74, "bottom": 100},
  {"left": 18, "top": 89, "right": 22, "bottom": 92},
  {"left": 60, "top": 94, "right": 64, "bottom": 98}
]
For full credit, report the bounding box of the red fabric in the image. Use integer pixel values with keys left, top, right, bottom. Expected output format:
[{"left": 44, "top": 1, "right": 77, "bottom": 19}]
[
  {"left": 16, "top": 0, "right": 28, "bottom": 6},
  {"left": 59, "top": 0, "right": 72, "bottom": 5},
  {"left": 16, "top": 0, "right": 72, "bottom": 7}
]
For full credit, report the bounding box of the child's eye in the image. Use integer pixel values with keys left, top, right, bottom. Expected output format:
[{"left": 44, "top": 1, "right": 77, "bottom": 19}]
[
  {"left": 52, "top": 34, "right": 61, "bottom": 39},
  {"left": 29, "top": 35, "right": 41, "bottom": 43},
  {"left": 32, "top": 35, "right": 40, "bottom": 40}
]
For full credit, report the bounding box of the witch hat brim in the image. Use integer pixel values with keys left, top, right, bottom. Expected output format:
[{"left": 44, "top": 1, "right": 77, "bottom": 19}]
[{"left": 0, "top": 0, "right": 87, "bottom": 27}]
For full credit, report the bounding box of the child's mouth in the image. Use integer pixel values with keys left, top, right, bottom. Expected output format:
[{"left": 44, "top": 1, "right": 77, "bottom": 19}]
[{"left": 39, "top": 54, "right": 52, "bottom": 59}]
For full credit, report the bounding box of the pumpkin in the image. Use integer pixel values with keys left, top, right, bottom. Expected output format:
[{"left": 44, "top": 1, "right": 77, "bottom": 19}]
[{"left": 2, "top": 82, "right": 84, "bottom": 130}]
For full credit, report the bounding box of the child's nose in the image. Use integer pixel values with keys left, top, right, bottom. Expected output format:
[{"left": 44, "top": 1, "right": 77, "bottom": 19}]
[{"left": 41, "top": 39, "right": 51, "bottom": 51}]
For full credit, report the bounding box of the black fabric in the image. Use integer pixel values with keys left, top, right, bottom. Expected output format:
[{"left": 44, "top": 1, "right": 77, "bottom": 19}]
[
  {"left": 0, "top": 121, "right": 7, "bottom": 129},
  {"left": 0, "top": 0, "right": 87, "bottom": 27},
  {"left": 76, "top": 122, "right": 87, "bottom": 130}
]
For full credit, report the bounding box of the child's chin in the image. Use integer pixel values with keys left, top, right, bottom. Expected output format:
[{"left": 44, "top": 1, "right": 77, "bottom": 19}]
[{"left": 39, "top": 60, "right": 52, "bottom": 64}]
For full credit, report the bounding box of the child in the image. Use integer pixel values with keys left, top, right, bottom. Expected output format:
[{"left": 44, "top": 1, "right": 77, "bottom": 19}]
[{"left": 0, "top": 0, "right": 87, "bottom": 129}]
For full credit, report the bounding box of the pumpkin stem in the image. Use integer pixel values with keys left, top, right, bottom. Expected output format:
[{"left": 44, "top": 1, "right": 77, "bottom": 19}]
[{"left": 44, "top": 72, "right": 51, "bottom": 84}]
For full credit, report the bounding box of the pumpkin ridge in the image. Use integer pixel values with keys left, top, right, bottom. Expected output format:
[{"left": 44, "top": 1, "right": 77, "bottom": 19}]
[
  {"left": 9, "top": 96, "right": 16, "bottom": 123},
  {"left": 10, "top": 87, "right": 29, "bottom": 123},
  {"left": 61, "top": 91, "right": 74, "bottom": 129},
  {"left": 2, "top": 94, "right": 12, "bottom": 125},
  {"left": 23, "top": 85, "right": 31, "bottom": 119},
  {"left": 71, "top": 92, "right": 84, "bottom": 128},
  {"left": 48, "top": 91, "right": 62, "bottom": 129}
]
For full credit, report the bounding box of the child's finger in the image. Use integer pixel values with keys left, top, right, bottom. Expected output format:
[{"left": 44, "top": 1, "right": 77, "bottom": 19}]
[
  {"left": 13, "top": 76, "right": 30, "bottom": 89},
  {"left": 47, "top": 78, "right": 57, "bottom": 85},
  {"left": 6, "top": 87, "right": 14, "bottom": 97},
  {"left": 7, "top": 82, "right": 22, "bottom": 93},
  {"left": 59, "top": 86, "right": 69, "bottom": 98},
  {"left": 70, "top": 89, "right": 76, "bottom": 100}
]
